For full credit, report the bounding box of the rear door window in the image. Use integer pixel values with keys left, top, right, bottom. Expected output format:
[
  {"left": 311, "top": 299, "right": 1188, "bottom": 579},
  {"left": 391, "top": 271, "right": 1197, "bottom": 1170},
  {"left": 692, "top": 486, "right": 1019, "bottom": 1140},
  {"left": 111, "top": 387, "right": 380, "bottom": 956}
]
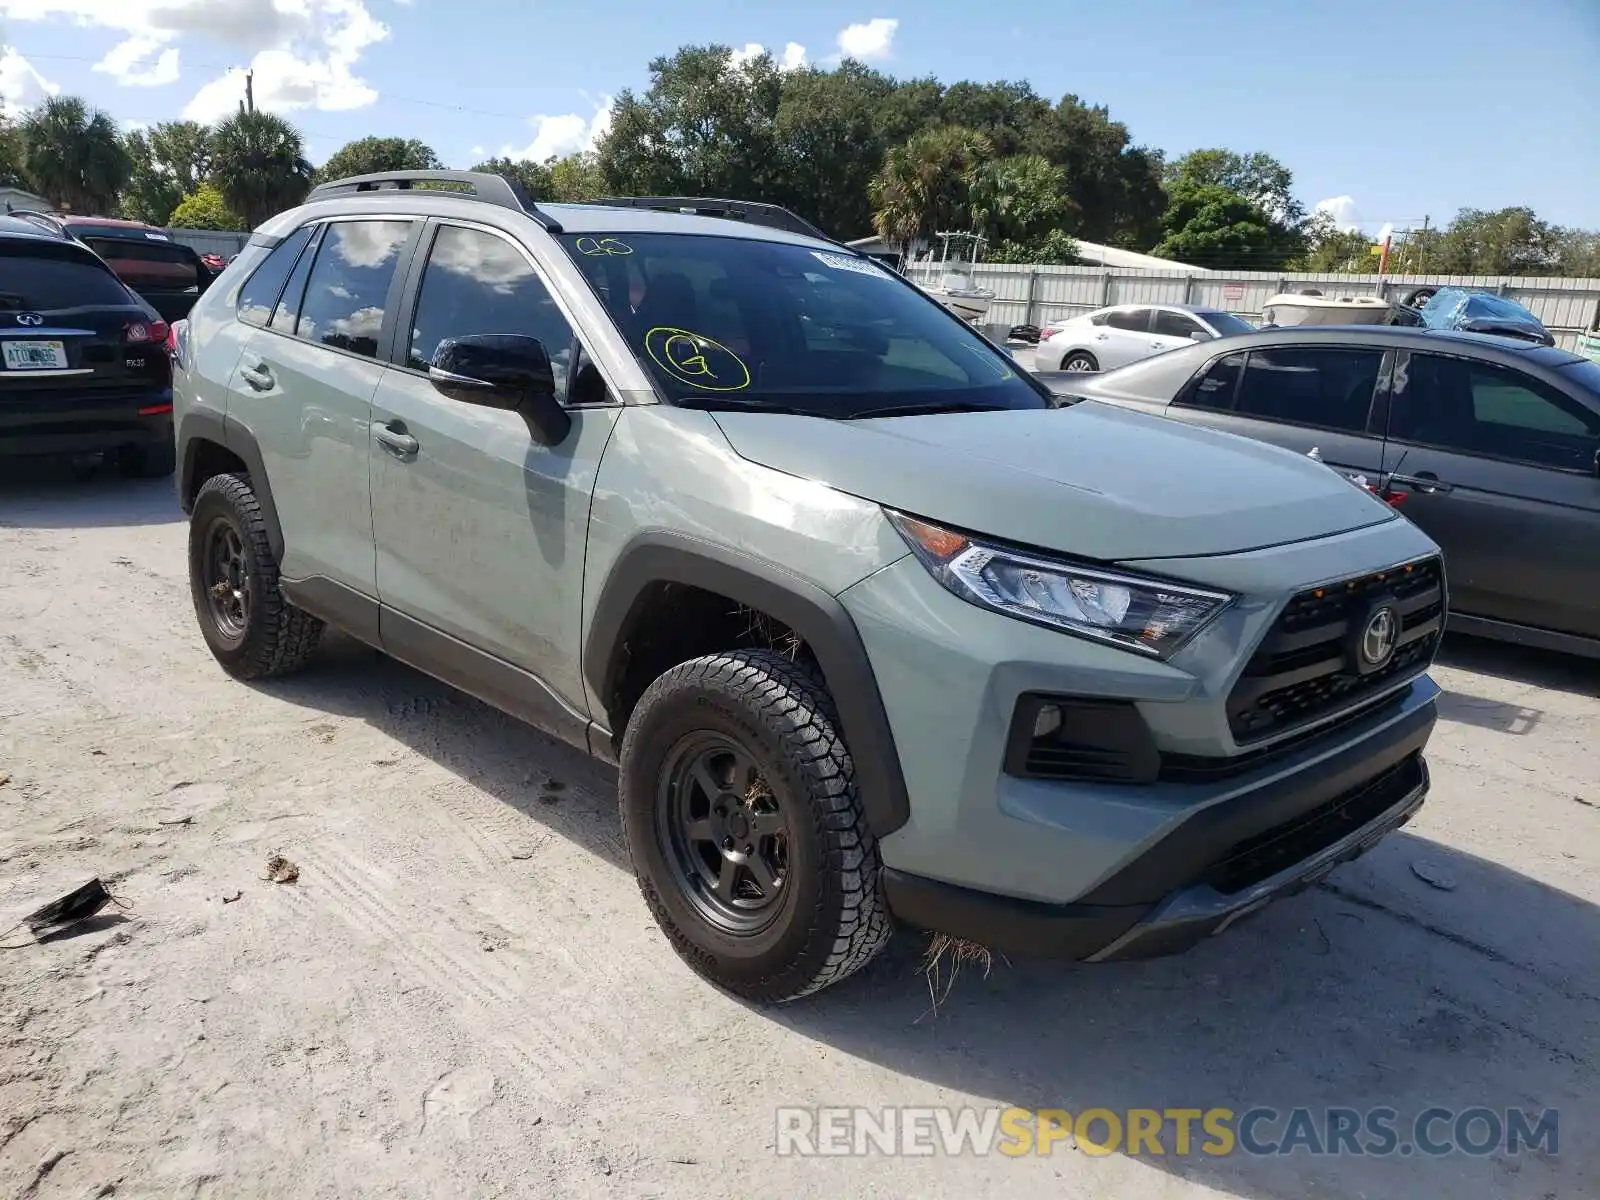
[
  {"left": 0, "top": 244, "right": 132, "bottom": 310},
  {"left": 1234, "top": 346, "right": 1383, "bottom": 433},
  {"left": 1105, "top": 307, "right": 1151, "bottom": 332},
  {"left": 292, "top": 220, "right": 414, "bottom": 359}
]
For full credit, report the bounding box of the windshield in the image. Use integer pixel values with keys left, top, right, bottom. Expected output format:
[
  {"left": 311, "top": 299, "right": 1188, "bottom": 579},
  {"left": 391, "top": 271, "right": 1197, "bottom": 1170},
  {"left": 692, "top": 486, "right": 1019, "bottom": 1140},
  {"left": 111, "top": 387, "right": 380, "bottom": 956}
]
[
  {"left": 558, "top": 232, "right": 1048, "bottom": 417},
  {"left": 1199, "top": 310, "right": 1255, "bottom": 337}
]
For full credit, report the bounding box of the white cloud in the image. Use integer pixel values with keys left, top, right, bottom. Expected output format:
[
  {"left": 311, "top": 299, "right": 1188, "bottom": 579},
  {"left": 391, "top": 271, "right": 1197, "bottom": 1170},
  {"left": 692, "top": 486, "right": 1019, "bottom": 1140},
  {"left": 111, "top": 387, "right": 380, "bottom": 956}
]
[
  {"left": 0, "top": 45, "right": 58, "bottom": 114},
  {"left": 1376, "top": 221, "right": 1396, "bottom": 246},
  {"left": 836, "top": 17, "right": 897, "bottom": 61},
  {"left": 1314, "top": 195, "right": 1361, "bottom": 232},
  {"left": 729, "top": 40, "right": 807, "bottom": 71},
  {"left": 502, "top": 95, "right": 613, "bottom": 163},
  {"left": 94, "top": 35, "right": 180, "bottom": 87},
  {"left": 0, "top": 0, "right": 391, "bottom": 116}
]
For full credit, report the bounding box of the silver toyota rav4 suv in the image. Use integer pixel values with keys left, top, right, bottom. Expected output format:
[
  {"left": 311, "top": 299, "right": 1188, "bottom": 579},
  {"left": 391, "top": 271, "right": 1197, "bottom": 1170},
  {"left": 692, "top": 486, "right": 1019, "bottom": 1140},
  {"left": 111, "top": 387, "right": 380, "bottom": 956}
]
[{"left": 170, "top": 171, "right": 1446, "bottom": 1002}]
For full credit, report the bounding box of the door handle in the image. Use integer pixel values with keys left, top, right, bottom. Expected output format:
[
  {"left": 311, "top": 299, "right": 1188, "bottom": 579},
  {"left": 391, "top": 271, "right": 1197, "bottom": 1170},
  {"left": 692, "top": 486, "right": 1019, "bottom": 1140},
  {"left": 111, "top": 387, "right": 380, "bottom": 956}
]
[
  {"left": 239, "top": 362, "right": 273, "bottom": 391},
  {"left": 372, "top": 420, "right": 419, "bottom": 458},
  {"left": 1388, "top": 471, "right": 1453, "bottom": 495}
]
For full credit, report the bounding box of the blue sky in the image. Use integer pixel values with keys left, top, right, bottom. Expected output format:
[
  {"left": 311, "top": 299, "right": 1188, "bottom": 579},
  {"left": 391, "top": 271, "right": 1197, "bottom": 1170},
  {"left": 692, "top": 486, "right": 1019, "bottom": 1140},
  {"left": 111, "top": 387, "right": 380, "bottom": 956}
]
[{"left": 1, "top": 0, "right": 1596, "bottom": 237}]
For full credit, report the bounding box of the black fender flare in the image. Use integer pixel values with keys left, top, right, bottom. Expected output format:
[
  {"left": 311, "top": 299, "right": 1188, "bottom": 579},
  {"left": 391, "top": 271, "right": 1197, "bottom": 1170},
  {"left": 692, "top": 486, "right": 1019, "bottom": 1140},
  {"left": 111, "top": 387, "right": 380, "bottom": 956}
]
[
  {"left": 583, "top": 531, "right": 911, "bottom": 839},
  {"left": 177, "top": 408, "right": 285, "bottom": 564}
]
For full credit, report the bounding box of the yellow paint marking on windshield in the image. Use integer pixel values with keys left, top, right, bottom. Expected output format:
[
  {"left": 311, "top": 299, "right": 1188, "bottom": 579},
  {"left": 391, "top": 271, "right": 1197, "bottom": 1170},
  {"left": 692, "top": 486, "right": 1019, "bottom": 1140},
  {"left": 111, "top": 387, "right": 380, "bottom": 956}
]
[
  {"left": 644, "top": 326, "right": 752, "bottom": 392},
  {"left": 576, "top": 236, "right": 634, "bottom": 256}
]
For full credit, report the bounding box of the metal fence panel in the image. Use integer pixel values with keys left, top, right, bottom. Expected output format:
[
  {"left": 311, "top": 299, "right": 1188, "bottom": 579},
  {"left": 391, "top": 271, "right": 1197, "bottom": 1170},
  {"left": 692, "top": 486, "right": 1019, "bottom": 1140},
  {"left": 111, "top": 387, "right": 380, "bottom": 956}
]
[
  {"left": 167, "top": 228, "right": 250, "bottom": 258},
  {"left": 905, "top": 261, "right": 1600, "bottom": 351}
]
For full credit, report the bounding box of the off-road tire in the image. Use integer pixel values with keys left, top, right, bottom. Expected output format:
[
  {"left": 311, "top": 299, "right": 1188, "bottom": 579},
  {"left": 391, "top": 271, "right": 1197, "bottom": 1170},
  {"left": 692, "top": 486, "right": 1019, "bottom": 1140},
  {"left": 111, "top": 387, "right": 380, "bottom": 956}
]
[
  {"left": 188, "top": 471, "right": 323, "bottom": 680},
  {"left": 619, "top": 649, "right": 893, "bottom": 1003},
  {"left": 1060, "top": 351, "right": 1098, "bottom": 372},
  {"left": 116, "top": 440, "right": 176, "bottom": 479}
]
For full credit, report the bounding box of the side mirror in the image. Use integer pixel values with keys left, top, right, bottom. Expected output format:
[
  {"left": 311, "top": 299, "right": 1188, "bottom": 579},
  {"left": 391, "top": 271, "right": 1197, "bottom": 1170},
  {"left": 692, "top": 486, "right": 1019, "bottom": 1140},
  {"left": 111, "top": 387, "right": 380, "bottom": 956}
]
[
  {"left": 429, "top": 333, "right": 572, "bottom": 446},
  {"left": 1189, "top": 330, "right": 1214, "bottom": 343}
]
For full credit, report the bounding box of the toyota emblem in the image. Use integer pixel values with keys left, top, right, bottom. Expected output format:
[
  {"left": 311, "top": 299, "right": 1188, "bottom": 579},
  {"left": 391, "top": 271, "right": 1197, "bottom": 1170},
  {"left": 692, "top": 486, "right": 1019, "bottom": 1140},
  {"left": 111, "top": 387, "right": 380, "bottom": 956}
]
[
  {"left": 1359, "top": 606, "right": 1399, "bottom": 669},
  {"left": 16, "top": 312, "right": 44, "bottom": 326}
]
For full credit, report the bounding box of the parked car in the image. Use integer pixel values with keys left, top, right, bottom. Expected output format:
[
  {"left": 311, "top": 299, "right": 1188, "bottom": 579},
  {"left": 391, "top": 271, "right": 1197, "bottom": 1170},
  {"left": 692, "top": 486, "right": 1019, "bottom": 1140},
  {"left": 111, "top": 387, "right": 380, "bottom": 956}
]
[
  {"left": 0, "top": 214, "right": 176, "bottom": 476},
  {"left": 172, "top": 170, "right": 1444, "bottom": 1002},
  {"left": 10, "top": 210, "right": 216, "bottom": 323},
  {"left": 1413, "top": 287, "right": 1553, "bottom": 346},
  {"left": 1036, "top": 302, "right": 1255, "bottom": 372},
  {"left": 1047, "top": 325, "right": 1600, "bottom": 657}
]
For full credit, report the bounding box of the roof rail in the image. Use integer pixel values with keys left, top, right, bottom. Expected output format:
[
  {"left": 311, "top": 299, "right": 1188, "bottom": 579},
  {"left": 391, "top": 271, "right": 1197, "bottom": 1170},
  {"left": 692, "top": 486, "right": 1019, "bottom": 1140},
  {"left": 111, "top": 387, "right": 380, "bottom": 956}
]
[
  {"left": 585, "top": 195, "right": 831, "bottom": 241},
  {"left": 6, "top": 208, "right": 71, "bottom": 238},
  {"left": 304, "top": 170, "right": 563, "bottom": 233}
]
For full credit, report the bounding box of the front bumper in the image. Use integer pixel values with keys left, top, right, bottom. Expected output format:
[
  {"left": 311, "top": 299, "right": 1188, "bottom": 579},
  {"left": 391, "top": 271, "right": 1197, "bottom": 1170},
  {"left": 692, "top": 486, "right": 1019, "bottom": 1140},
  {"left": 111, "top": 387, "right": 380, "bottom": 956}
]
[{"left": 880, "top": 691, "right": 1433, "bottom": 960}]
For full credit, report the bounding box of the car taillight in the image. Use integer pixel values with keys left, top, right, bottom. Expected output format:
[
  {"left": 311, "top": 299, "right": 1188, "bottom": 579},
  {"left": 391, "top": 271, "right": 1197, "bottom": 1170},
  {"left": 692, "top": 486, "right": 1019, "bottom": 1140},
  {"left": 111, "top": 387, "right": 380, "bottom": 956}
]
[{"left": 127, "top": 319, "right": 169, "bottom": 345}]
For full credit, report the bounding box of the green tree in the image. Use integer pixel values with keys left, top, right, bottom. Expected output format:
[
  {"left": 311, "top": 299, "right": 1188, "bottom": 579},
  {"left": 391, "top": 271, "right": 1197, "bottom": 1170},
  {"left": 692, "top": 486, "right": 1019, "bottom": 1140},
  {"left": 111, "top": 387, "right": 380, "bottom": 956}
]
[
  {"left": 1165, "top": 148, "right": 1305, "bottom": 226},
  {"left": 1151, "top": 181, "right": 1301, "bottom": 270},
  {"left": 869, "top": 125, "right": 992, "bottom": 244},
  {"left": 121, "top": 121, "right": 212, "bottom": 225},
  {"left": 968, "top": 154, "right": 1076, "bottom": 245},
  {"left": 18, "top": 96, "right": 131, "bottom": 214},
  {"left": 1022, "top": 96, "right": 1165, "bottom": 246},
  {"left": 0, "top": 115, "right": 27, "bottom": 189},
  {"left": 1553, "top": 227, "right": 1600, "bottom": 277},
  {"left": 1431, "top": 206, "right": 1560, "bottom": 275},
  {"left": 210, "top": 110, "right": 313, "bottom": 229},
  {"left": 598, "top": 45, "right": 785, "bottom": 203},
  {"left": 771, "top": 61, "right": 897, "bottom": 236},
  {"left": 315, "top": 136, "right": 441, "bottom": 184},
  {"left": 1298, "top": 211, "right": 1377, "bottom": 272},
  {"left": 987, "top": 229, "right": 1081, "bottom": 265},
  {"left": 547, "top": 152, "right": 605, "bottom": 202},
  {"left": 469, "top": 156, "right": 553, "bottom": 200},
  {"left": 169, "top": 183, "right": 245, "bottom": 231}
]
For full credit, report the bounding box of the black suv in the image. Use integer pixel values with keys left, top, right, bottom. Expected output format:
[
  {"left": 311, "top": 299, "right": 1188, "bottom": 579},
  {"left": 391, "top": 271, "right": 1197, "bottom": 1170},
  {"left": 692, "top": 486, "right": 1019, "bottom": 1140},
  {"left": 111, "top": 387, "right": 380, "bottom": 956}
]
[{"left": 0, "top": 214, "right": 177, "bottom": 477}]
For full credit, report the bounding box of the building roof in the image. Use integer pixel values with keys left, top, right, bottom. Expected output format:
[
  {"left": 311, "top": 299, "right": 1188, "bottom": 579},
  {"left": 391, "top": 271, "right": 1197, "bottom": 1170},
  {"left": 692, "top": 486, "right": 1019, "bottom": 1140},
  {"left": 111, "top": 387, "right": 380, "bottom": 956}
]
[{"left": 845, "top": 232, "right": 1207, "bottom": 274}]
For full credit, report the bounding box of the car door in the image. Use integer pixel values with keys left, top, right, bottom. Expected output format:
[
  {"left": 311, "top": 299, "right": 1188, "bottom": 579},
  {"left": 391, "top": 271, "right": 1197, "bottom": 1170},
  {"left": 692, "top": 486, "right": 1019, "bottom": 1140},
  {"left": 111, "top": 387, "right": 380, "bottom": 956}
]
[
  {"left": 1149, "top": 308, "right": 1208, "bottom": 358},
  {"left": 1164, "top": 344, "right": 1391, "bottom": 482},
  {"left": 1381, "top": 350, "right": 1600, "bottom": 639},
  {"left": 368, "top": 218, "right": 625, "bottom": 715},
  {"left": 227, "top": 216, "right": 421, "bottom": 595},
  {"left": 1095, "top": 306, "right": 1155, "bottom": 369}
]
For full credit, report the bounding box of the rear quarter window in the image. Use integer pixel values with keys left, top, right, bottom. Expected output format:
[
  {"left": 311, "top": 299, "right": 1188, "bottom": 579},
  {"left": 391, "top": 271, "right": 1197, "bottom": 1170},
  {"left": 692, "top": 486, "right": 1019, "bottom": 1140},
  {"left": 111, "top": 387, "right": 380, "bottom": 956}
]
[{"left": 0, "top": 244, "right": 133, "bottom": 310}]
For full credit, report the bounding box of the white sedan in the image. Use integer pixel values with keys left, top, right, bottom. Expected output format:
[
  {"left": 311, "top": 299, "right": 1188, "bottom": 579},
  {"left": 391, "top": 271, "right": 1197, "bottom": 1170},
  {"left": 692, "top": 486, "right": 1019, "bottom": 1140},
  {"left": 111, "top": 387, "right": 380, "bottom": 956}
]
[{"left": 1036, "top": 303, "right": 1256, "bottom": 373}]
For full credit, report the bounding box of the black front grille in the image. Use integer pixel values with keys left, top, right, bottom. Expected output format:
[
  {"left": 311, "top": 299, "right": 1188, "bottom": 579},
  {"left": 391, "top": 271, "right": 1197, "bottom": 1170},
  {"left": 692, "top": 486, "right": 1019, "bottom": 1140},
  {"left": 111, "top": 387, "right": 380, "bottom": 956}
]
[
  {"left": 1227, "top": 557, "right": 1444, "bottom": 744},
  {"left": 1205, "top": 753, "right": 1425, "bottom": 894}
]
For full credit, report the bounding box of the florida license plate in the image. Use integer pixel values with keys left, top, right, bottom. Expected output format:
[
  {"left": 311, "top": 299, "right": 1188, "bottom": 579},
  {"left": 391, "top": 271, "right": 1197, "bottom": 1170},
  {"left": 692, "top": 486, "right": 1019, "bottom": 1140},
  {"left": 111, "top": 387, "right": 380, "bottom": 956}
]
[{"left": 3, "top": 340, "right": 68, "bottom": 370}]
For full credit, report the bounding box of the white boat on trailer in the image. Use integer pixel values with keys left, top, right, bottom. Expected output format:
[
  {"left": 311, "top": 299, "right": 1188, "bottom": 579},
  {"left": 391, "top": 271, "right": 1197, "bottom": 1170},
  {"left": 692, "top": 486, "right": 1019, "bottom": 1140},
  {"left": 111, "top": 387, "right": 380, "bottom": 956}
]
[
  {"left": 915, "top": 231, "right": 995, "bottom": 324},
  {"left": 1261, "top": 289, "right": 1396, "bottom": 327}
]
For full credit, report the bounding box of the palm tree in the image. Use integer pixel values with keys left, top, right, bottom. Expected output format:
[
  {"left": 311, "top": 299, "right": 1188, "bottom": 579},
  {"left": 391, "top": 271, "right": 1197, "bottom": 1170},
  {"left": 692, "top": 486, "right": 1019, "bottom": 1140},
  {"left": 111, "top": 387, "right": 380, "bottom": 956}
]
[
  {"left": 869, "top": 125, "right": 992, "bottom": 248},
  {"left": 210, "top": 110, "right": 314, "bottom": 230},
  {"left": 19, "top": 96, "right": 131, "bottom": 214}
]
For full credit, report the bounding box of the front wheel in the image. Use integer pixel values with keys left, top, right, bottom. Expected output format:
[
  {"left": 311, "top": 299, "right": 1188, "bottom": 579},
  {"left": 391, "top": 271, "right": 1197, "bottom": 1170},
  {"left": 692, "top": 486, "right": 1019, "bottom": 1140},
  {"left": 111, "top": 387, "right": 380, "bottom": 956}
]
[
  {"left": 1060, "top": 351, "right": 1098, "bottom": 372},
  {"left": 619, "top": 650, "right": 893, "bottom": 1003}
]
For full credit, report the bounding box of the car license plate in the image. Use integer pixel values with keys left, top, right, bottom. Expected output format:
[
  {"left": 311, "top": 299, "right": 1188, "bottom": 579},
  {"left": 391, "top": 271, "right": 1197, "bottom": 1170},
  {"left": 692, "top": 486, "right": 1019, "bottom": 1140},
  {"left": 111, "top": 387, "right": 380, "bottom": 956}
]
[{"left": 3, "top": 340, "right": 68, "bottom": 370}]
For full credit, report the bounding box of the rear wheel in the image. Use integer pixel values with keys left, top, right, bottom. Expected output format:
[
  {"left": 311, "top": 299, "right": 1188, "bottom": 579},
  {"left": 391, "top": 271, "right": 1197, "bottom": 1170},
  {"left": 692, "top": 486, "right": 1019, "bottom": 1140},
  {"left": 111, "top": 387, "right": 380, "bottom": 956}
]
[
  {"left": 619, "top": 650, "right": 892, "bottom": 1003},
  {"left": 188, "top": 472, "right": 323, "bottom": 680},
  {"left": 1060, "top": 351, "right": 1098, "bottom": 372},
  {"left": 116, "top": 441, "right": 176, "bottom": 479}
]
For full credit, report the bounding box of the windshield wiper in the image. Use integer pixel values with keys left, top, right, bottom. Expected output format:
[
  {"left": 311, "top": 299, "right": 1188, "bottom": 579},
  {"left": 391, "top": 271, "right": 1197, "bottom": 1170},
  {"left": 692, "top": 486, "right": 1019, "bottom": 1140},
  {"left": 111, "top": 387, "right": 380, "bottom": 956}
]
[
  {"left": 847, "top": 401, "right": 1015, "bottom": 419},
  {"left": 673, "top": 394, "right": 820, "bottom": 417}
]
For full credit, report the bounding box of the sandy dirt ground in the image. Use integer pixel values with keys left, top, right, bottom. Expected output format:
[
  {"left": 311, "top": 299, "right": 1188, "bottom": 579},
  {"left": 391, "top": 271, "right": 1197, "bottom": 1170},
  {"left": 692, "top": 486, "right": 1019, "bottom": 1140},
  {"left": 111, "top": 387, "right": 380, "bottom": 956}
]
[{"left": 1, "top": 464, "right": 1596, "bottom": 1200}]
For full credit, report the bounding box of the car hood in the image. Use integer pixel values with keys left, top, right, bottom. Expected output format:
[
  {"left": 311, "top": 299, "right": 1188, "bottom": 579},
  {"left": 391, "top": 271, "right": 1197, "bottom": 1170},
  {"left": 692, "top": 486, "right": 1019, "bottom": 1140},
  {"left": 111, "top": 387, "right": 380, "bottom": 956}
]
[{"left": 710, "top": 401, "right": 1397, "bottom": 561}]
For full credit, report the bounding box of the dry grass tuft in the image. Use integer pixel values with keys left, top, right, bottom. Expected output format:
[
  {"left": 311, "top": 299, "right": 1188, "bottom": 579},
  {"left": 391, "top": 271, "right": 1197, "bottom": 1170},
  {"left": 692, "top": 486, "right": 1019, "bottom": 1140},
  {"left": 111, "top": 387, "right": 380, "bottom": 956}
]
[{"left": 919, "top": 933, "right": 999, "bottom": 1018}]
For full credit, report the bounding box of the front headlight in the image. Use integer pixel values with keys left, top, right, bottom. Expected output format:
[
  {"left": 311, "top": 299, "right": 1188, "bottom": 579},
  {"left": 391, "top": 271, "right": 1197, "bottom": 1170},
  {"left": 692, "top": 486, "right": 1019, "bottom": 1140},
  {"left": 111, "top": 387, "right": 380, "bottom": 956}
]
[{"left": 887, "top": 511, "right": 1235, "bottom": 658}]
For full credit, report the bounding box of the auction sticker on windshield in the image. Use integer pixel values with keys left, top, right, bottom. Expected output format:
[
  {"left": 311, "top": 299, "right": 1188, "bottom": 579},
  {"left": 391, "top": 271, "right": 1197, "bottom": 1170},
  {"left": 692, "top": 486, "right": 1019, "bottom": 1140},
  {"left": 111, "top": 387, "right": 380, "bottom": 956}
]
[
  {"left": 3, "top": 340, "right": 68, "bottom": 370},
  {"left": 812, "top": 250, "right": 890, "bottom": 278}
]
